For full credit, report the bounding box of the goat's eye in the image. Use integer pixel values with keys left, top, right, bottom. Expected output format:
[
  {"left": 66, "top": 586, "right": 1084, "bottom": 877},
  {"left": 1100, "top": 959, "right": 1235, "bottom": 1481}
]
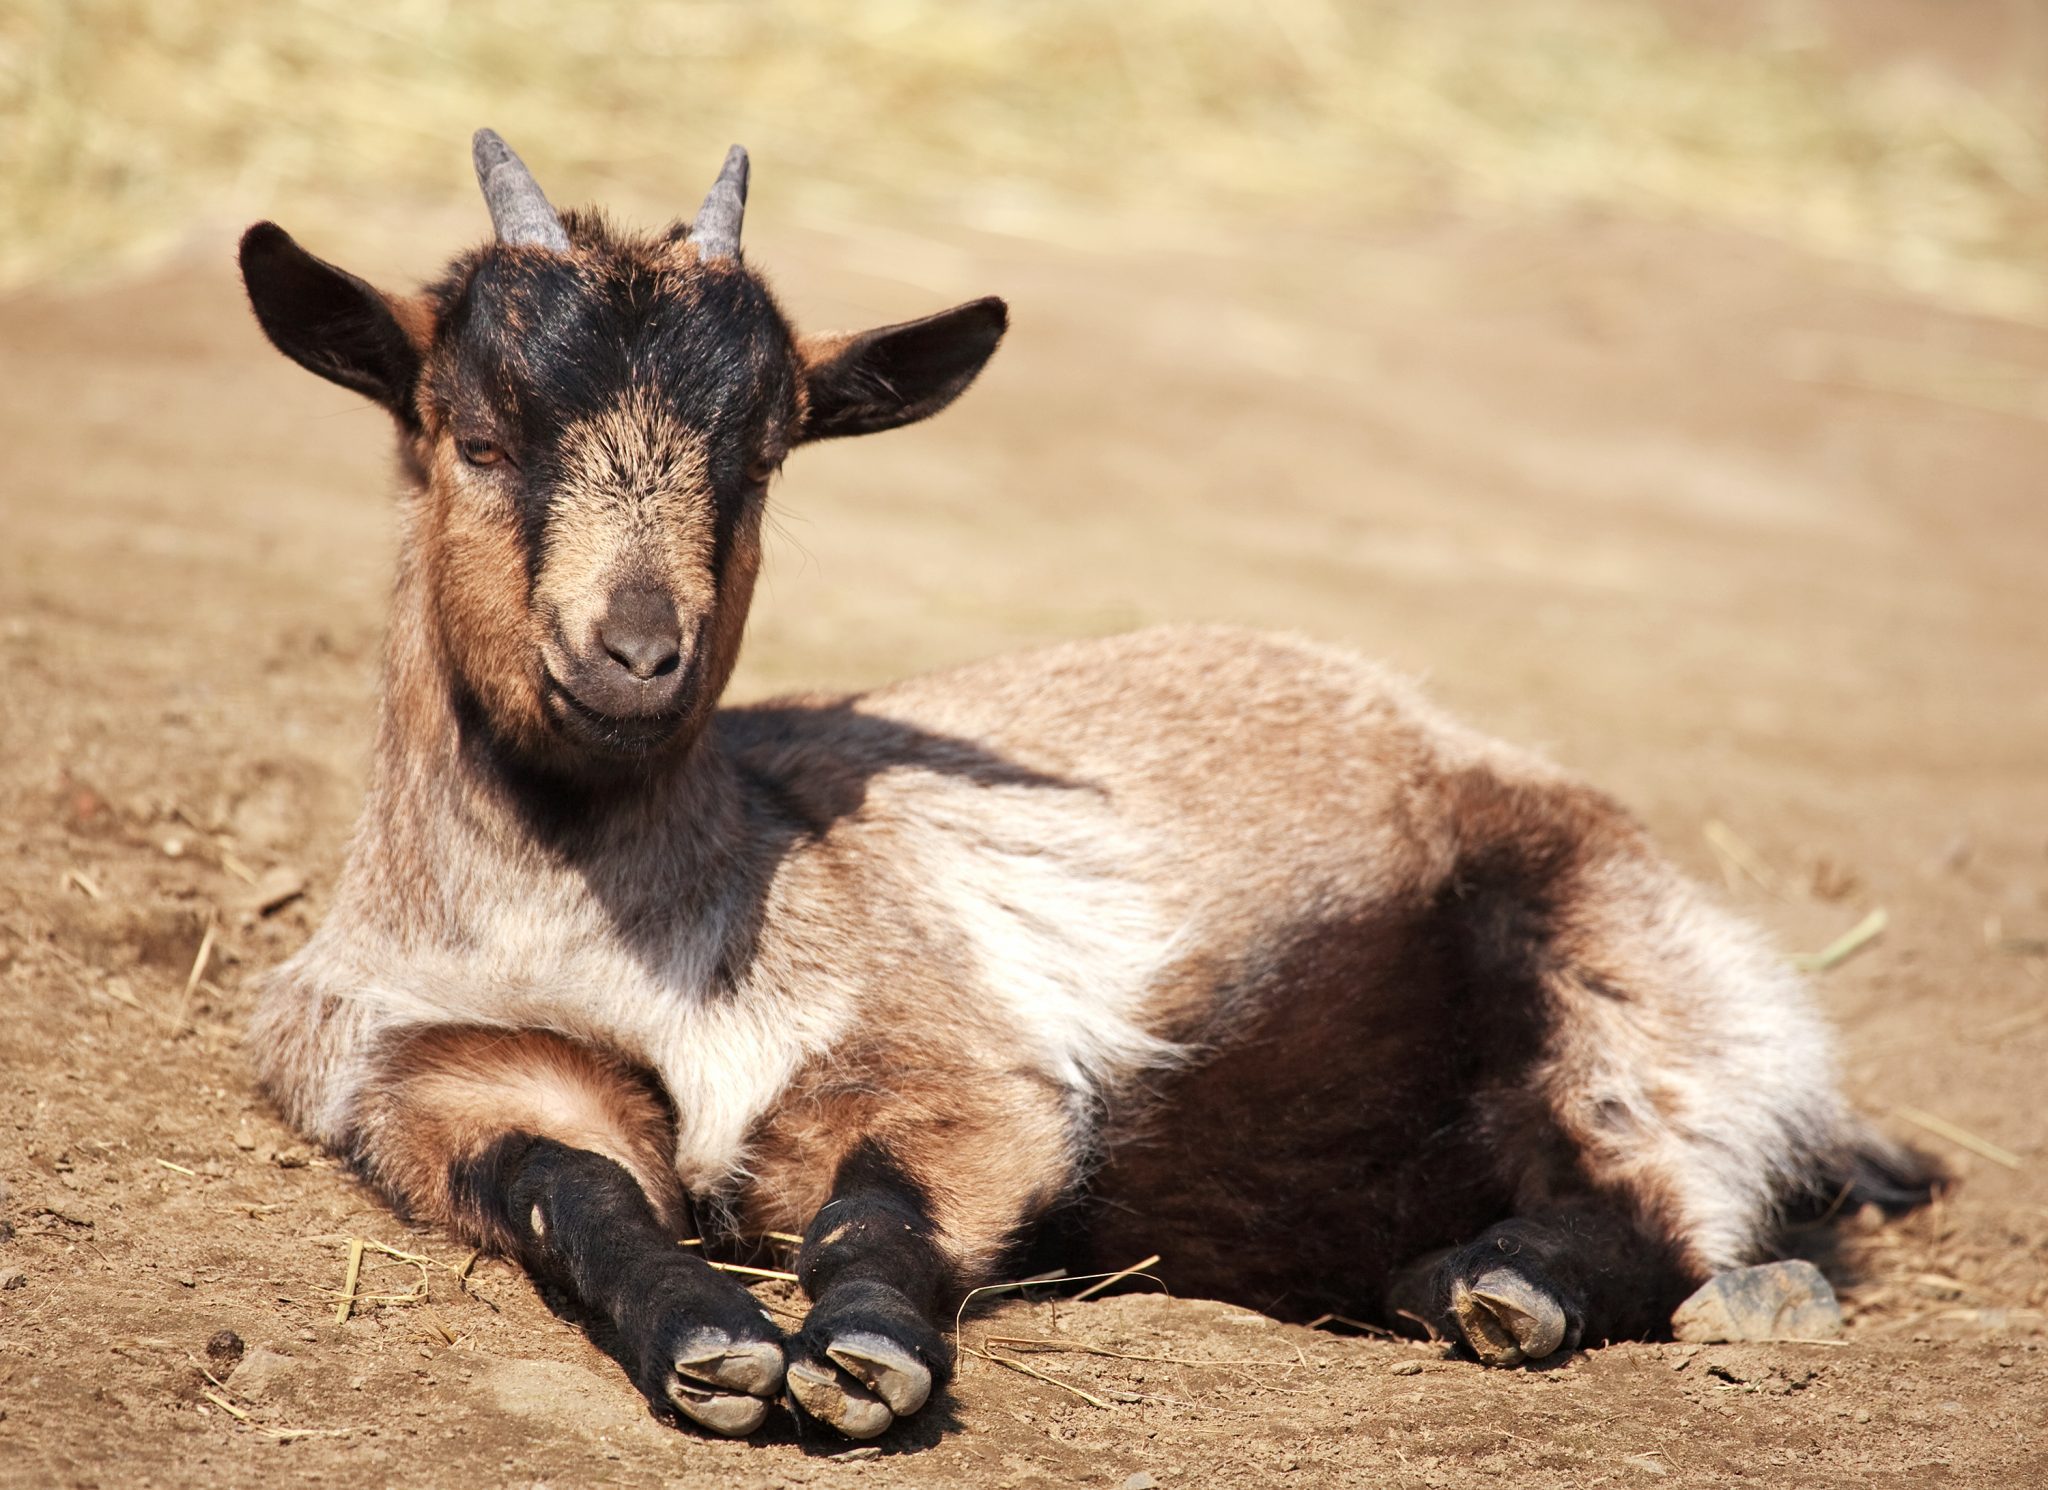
[
  {"left": 458, "top": 438, "right": 506, "bottom": 469},
  {"left": 744, "top": 456, "right": 782, "bottom": 486}
]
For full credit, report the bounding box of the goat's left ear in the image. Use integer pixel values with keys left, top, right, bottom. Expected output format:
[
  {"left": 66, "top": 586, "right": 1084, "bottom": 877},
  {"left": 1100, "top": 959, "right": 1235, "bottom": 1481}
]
[
  {"left": 238, "top": 222, "right": 429, "bottom": 427},
  {"left": 796, "top": 297, "right": 1007, "bottom": 442}
]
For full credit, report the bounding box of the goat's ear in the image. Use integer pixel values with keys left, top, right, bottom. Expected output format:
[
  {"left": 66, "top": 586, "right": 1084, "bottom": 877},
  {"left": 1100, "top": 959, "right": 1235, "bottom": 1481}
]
[
  {"left": 796, "top": 296, "right": 1007, "bottom": 442},
  {"left": 238, "top": 222, "right": 427, "bottom": 424}
]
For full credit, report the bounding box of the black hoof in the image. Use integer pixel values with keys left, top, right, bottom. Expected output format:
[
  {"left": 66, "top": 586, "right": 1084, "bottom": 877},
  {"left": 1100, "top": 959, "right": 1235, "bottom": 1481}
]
[
  {"left": 620, "top": 1263, "right": 788, "bottom": 1436},
  {"left": 787, "top": 1281, "right": 949, "bottom": 1438},
  {"left": 1399, "top": 1226, "right": 1588, "bottom": 1368}
]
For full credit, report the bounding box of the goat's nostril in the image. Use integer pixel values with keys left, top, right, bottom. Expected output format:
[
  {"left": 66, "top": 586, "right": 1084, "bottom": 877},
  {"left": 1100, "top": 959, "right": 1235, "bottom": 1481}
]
[
  {"left": 603, "top": 633, "right": 681, "bottom": 679},
  {"left": 597, "top": 587, "right": 683, "bottom": 682}
]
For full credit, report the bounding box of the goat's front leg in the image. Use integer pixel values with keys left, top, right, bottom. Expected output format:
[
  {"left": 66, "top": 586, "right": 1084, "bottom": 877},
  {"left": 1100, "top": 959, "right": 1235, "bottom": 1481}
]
[
  {"left": 779, "top": 1076, "right": 1076, "bottom": 1438},
  {"left": 352, "top": 1027, "right": 786, "bottom": 1435}
]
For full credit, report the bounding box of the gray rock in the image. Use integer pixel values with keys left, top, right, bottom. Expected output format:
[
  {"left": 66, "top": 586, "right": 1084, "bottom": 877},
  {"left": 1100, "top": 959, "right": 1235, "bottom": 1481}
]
[
  {"left": 1670, "top": 1260, "right": 1843, "bottom": 1343},
  {"left": 225, "top": 1346, "right": 298, "bottom": 1400}
]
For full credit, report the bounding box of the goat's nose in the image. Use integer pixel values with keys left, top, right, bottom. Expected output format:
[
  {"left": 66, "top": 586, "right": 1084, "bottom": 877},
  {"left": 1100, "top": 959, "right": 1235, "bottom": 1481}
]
[{"left": 597, "top": 587, "right": 682, "bottom": 680}]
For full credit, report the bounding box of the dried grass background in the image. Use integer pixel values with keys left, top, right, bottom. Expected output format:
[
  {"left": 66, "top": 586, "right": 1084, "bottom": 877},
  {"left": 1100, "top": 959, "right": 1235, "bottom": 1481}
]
[{"left": 2, "top": 0, "right": 2046, "bottom": 316}]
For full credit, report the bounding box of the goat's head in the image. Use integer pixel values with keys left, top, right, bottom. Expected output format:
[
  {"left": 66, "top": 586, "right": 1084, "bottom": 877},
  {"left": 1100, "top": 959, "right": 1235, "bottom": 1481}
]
[{"left": 238, "top": 131, "right": 1006, "bottom": 776}]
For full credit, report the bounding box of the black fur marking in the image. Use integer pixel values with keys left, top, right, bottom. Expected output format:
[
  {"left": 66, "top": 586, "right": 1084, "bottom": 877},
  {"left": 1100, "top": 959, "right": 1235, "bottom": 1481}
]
[
  {"left": 451, "top": 1134, "right": 781, "bottom": 1419},
  {"left": 792, "top": 1141, "right": 956, "bottom": 1396},
  {"left": 426, "top": 236, "right": 799, "bottom": 580},
  {"left": 803, "top": 298, "right": 1008, "bottom": 442},
  {"left": 238, "top": 223, "right": 423, "bottom": 427}
]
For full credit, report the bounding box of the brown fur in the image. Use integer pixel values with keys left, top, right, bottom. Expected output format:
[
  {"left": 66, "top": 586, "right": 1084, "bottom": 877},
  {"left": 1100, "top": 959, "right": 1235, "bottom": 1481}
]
[
  {"left": 742, "top": 1049, "right": 1077, "bottom": 1279},
  {"left": 351, "top": 1026, "right": 685, "bottom": 1247}
]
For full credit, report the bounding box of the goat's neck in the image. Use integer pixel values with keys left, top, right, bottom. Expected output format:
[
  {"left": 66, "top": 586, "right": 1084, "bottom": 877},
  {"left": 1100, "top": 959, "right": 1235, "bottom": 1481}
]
[{"left": 330, "top": 542, "right": 741, "bottom": 941}]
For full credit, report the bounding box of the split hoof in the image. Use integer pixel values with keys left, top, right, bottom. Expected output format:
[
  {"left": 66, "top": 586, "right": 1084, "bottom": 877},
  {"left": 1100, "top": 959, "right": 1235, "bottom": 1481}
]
[
  {"left": 827, "top": 1331, "right": 933, "bottom": 1417},
  {"left": 786, "top": 1329, "right": 935, "bottom": 1438},
  {"left": 661, "top": 1329, "right": 784, "bottom": 1436},
  {"left": 674, "top": 1335, "right": 787, "bottom": 1396},
  {"left": 666, "top": 1380, "right": 773, "bottom": 1436},
  {"left": 787, "top": 1357, "right": 896, "bottom": 1439},
  {"left": 1452, "top": 1267, "right": 1569, "bottom": 1367}
]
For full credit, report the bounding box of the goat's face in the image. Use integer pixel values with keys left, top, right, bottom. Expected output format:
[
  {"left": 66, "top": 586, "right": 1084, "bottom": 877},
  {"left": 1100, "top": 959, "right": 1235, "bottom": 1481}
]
[
  {"left": 238, "top": 137, "right": 1005, "bottom": 776},
  {"left": 414, "top": 240, "right": 795, "bottom": 767}
]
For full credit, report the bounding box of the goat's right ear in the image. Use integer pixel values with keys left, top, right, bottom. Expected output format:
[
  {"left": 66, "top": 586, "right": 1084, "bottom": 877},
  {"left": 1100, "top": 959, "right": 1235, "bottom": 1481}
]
[{"left": 238, "top": 223, "right": 427, "bottom": 424}]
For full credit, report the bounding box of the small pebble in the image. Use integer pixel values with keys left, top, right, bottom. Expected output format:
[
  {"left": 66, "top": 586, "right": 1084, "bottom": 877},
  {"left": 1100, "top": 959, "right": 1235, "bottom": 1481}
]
[
  {"left": 1998, "top": 1355, "right": 2015, "bottom": 1369},
  {"left": 0, "top": 1269, "right": 27, "bottom": 1291},
  {"left": 832, "top": 1447, "right": 882, "bottom": 1463},
  {"left": 1853, "top": 1408, "right": 1872, "bottom": 1424},
  {"left": 296, "top": 1328, "right": 317, "bottom": 1342},
  {"left": 1388, "top": 1359, "right": 1424, "bottom": 1377},
  {"left": 206, "top": 1330, "right": 245, "bottom": 1366},
  {"left": 1123, "top": 1475, "right": 1158, "bottom": 1490},
  {"left": 174, "top": 1274, "right": 196, "bottom": 1289}
]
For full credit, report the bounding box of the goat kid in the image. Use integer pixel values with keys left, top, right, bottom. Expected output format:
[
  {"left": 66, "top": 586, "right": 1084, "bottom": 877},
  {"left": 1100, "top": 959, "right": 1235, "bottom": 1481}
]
[{"left": 238, "top": 132, "right": 1931, "bottom": 1440}]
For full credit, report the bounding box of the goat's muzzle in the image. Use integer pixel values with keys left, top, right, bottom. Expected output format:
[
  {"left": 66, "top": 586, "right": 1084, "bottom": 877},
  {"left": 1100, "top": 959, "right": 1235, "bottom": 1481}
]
[{"left": 544, "top": 586, "right": 695, "bottom": 755}]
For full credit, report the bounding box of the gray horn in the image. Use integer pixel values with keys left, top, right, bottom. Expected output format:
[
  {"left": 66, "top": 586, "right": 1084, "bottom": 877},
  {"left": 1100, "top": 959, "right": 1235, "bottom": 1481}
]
[
  {"left": 472, "top": 129, "right": 572, "bottom": 253},
  {"left": 691, "top": 145, "right": 750, "bottom": 260}
]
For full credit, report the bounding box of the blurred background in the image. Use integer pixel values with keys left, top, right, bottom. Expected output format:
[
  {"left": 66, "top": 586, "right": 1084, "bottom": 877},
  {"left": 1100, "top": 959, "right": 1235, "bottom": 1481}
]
[{"left": 6, "top": 0, "right": 2048, "bottom": 314}]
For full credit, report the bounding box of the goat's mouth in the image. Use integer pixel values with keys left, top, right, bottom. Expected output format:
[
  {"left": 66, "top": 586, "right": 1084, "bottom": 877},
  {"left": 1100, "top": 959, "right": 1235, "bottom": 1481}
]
[{"left": 542, "top": 666, "right": 697, "bottom": 756}]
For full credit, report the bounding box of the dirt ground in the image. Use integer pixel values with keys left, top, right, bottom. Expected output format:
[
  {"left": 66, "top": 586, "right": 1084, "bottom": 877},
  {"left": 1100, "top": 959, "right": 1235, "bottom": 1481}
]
[{"left": 4, "top": 149, "right": 2048, "bottom": 1488}]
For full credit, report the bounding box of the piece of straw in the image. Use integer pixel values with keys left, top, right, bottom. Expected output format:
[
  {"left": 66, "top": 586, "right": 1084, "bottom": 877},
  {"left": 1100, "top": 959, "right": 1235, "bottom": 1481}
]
[
  {"left": 1791, "top": 908, "right": 1887, "bottom": 972},
  {"left": 179, "top": 918, "right": 217, "bottom": 1027},
  {"left": 973, "top": 1346, "right": 1115, "bottom": 1409},
  {"left": 705, "top": 1261, "right": 799, "bottom": 1283},
  {"left": 1070, "top": 1254, "right": 1163, "bottom": 1302},
  {"left": 980, "top": 1334, "right": 1300, "bottom": 1368},
  {"left": 334, "top": 1238, "right": 366, "bottom": 1324},
  {"left": 1894, "top": 1106, "right": 2022, "bottom": 1169},
  {"left": 202, "top": 1389, "right": 250, "bottom": 1421},
  {"left": 1305, "top": 1312, "right": 1396, "bottom": 1338},
  {"left": 1702, "top": 821, "right": 1778, "bottom": 895}
]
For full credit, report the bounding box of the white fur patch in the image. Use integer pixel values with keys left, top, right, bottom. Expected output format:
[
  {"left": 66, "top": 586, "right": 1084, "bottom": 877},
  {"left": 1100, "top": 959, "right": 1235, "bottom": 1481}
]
[
  {"left": 1548, "top": 861, "right": 1847, "bottom": 1272},
  {"left": 874, "top": 765, "right": 1189, "bottom": 1110}
]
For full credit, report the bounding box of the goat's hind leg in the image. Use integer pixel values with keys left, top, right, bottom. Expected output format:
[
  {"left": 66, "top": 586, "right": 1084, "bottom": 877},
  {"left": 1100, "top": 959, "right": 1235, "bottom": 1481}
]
[
  {"left": 353, "top": 1027, "right": 785, "bottom": 1435},
  {"left": 1391, "top": 1200, "right": 1692, "bottom": 1366}
]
